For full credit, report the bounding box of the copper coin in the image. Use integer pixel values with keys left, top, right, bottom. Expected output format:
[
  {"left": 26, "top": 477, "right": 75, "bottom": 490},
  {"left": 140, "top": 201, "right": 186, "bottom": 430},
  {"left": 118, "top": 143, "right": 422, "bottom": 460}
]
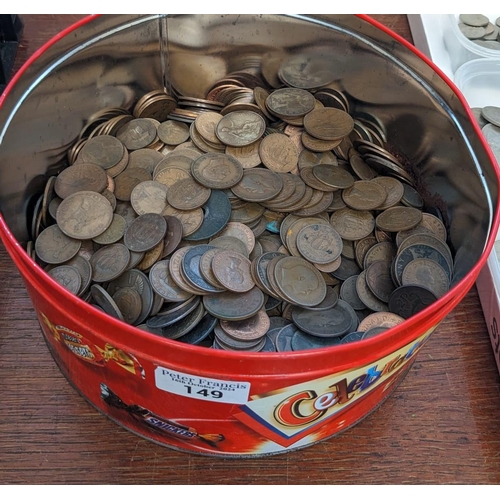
[
  {"left": 127, "top": 149, "right": 164, "bottom": 175},
  {"left": 356, "top": 270, "right": 390, "bottom": 312},
  {"left": 231, "top": 167, "right": 283, "bottom": 202},
  {"left": 112, "top": 287, "right": 143, "bottom": 324},
  {"left": 401, "top": 258, "right": 450, "bottom": 298},
  {"left": 47, "top": 265, "right": 82, "bottom": 295},
  {"left": 54, "top": 163, "right": 107, "bottom": 199},
  {"left": 220, "top": 310, "right": 270, "bottom": 342},
  {"left": 225, "top": 139, "right": 262, "bottom": 169},
  {"left": 56, "top": 191, "right": 113, "bottom": 240},
  {"left": 114, "top": 168, "right": 151, "bottom": 201},
  {"left": 150, "top": 259, "right": 193, "bottom": 302},
  {"left": 162, "top": 216, "right": 183, "bottom": 258},
  {"left": 136, "top": 240, "right": 164, "bottom": 272},
  {"left": 154, "top": 166, "right": 192, "bottom": 188},
  {"left": 116, "top": 118, "right": 157, "bottom": 150},
  {"left": 92, "top": 213, "right": 126, "bottom": 245},
  {"left": 364, "top": 241, "right": 396, "bottom": 269},
  {"left": 285, "top": 216, "right": 325, "bottom": 258},
  {"left": 265, "top": 88, "right": 315, "bottom": 118},
  {"left": 90, "top": 284, "right": 124, "bottom": 322},
  {"left": 191, "top": 153, "right": 243, "bottom": 189},
  {"left": 312, "top": 164, "right": 355, "bottom": 190},
  {"left": 202, "top": 287, "right": 265, "bottom": 321},
  {"left": 157, "top": 120, "right": 190, "bottom": 145},
  {"left": 342, "top": 180, "right": 387, "bottom": 210},
  {"left": 329, "top": 208, "right": 375, "bottom": 241},
  {"left": 162, "top": 206, "right": 204, "bottom": 238},
  {"left": 90, "top": 243, "right": 130, "bottom": 283},
  {"left": 166, "top": 178, "right": 211, "bottom": 210},
  {"left": 130, "top": 180, "right": 168, "bottom": 215},
  {"left": 194, "top": 111, "right": 224, "bottom": 145},
  {"left": 211, "top": 250, "right": 255, "bottom": 292},
  {"left": 35, "top": 224, "right": 81, "bottom": 264},
  {"left": 365, "top": 260, "right": 396, "bottom": 303},
  {"left": 259, "top": 134, "right": 299, "bottom": 173},
  {"left": 388, "top": 285, "right": 438, "bottom": 319},
  {"left": 303, "top": 107, "right": 354, "bottom": 141},
  {"left": 79, "top": 135, "right": 125, "bottom": 169},
  {"left": 215, "top": 222, "right": 255, "bottom": 255},
  {"left": 123, "top": 213, "right": 167, "bottom": 252},
  {"left": 376, "top": 206, "right": 423, "bottom": 232},
  {"left": 296, "top": 223, "right": 343, "bottom": 264},
  {"left": 371, "top": 176, "right": 404, "bottom": 210},
  {"left": 274, "top": 256, "right": 326, "bottom": 307},
  {"left": 358, "top": 312, "right": 405, "bottom": 332},
  {"left": 215, "top": 111, "right": 266, "bottom": 147}
]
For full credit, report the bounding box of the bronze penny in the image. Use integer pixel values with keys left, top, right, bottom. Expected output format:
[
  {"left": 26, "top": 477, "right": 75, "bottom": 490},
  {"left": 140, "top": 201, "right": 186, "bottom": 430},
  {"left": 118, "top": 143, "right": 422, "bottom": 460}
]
[
  {"left": 130, "top": 180, "right": 168, "bottom": 215},
  {"left": 90, "top": 243, "right": 130, "bottom": 283},
  {"left": 314, "top": 256, "right": 342, "bottom": 273},
  {"left": 150, "top": 259, "right": 193, "bottom": 302},
  {"left": 265, "top": 88, "right": 316, "bottom": 118},
  {"left": 90, "top": 284, "right": 124, "bottom": 322},
  {"left": 155, "top": 154, "right": 195, "bottom": 176},
  {"left": 162, "top": 206, "right": 204, "bottom": 237},
  {"left": 47, "top": 265, "right": 82, "bottom": 295},
  {"left": 342, "top": 180, "right": 387, "bottom": 210},
  {"left": 202, "top": 287, "right": 265, "bottom": 321},
  {"left": 298, "top": 149, "right": 337, "bottom": 170},
  {"left": 355, "top": 236, "right": 378, "bottom": 268},
  {"left": 123, "top": 213, "right": 167, "bottom": 252},
  {"left": 259, "top": 134, "right": 298, "bottom": 173},
  {"left": 56, "top": 191, "right": 113, "bottom": 240},
  {"left": 215, "top": 111, "right": 266, "bottom": 147},
  {"left": 231, "top": 168, "right": 283, "bottom": 202},
  {"left": 220, "top": 310, "right": 270, "bottom": 342},
  {"left": 225, "top": 140, "right": 262, "bottom": 169},
  {"left": 199, "top": 248, "right": 224, "bottom": 288},
  {"left": 296, "top": 223, "right": 343, "bottom": 264},
  {"left": 162, "top": 216, "right": 183, "bottom": 258},
  {"left": 294, "top": 191, "right": 334, "bottom": 217},
  {"left": 166, "top": 178, "right": 211, "bottom": 210},
  {"left": 194, "top": 111, "right": 224, "bottom": 146},
  {"left": 168, "top": 247, "right": 206, "bottom": 296},
  {"left": 278, "top": 55, "right": 336, "bottom": 90},
  {"left": 114, "top": 168, "right": 151, "bottom": 201},
  {"left": 136, "top": 240, "right": 164, "bottom": 272},
  {"left": 112, "top": 287, "right": 143, "bottom": 324},
  {"left": 154, "top": 166, "right": 192, "bottom": 188},
  {"left": 358, "top": 312, "right": 405, "bottom": 332},
  {"left": 356, "top": 270, "right": 390, "bottom": 312},
  {"left": 349, "top": 153, "right": 376, "bottom": 180},
  {"left": 303, "top": 107, "right": 354, "bottom": 141},
  {"left": 301, "top": 131, "right": 342, "bottom": 152},
  {"left": 371, "top": 176, "right": 404, "bottom": 210},
  {"left": 92, "top": 213, "right": 126, "bottom": 245},
  {"left": 35, "top": 224, "right": 81, "bottom": 265},
  {"left": 116, "top": 118, "right": 157, "bottom": 150},
  {"left": 340, "top": 275, "right": 366, "bottom": 311},
  {"left": 285, "top": 216, "right": 325, "bottom": 258},
  {"left": 312, "top": 164, "right": 355, "bottom": 190},
  {"left": 376, "top": 206, "right": 423, "bottom": 232},
  {"left": 365, "top": 260, "right": 396, "bottom": 303},
  {"left": 191, "top": 153, "right": 243, "bottom": 189},
  {"left": 397, "top": 233, "right": 453, "bottom": 271},
  {"left": 364, "top": 241, "right": 396, "bottom": 269},
  {"left": 79, "top": 135, "right": 125, "bottom": 169},
  {"left": 274, "top": 256, "right": 327, "bottom": 307},
  {"left": 54, "top": 163, "right": 108, "bottom": 199},
  {"left": 299, "top": 166, "right": 336, "bottom": 192},
  {"left": 127, "top": 149, "right": 164, "bottom": 175},
  {"left": 401, "top": 258, "right": 450, "bottom": 298},
  {"left": 211, "top": 250, "right": 255, "bottom": 293},
  {"left": 420, "top": 213, "right": 447, "bottom": 241},
  {"left": 157, "top": 120, "right": 190, "bottom": 146},
  {"left": 330, "top": 208, "right": 375, "bottom": 241},
  {"left": 105, "top": 147, "right": 129, "bottom": 178},
  {"left": 215, "top": 222, "right": 255, "bottom": 255}
]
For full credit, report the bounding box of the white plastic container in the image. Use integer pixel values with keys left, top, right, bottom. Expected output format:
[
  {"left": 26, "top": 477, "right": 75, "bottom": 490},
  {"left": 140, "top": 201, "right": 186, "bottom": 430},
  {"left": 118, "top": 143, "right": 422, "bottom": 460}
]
[
  {"left": 443, "top": 13, "right": 500, "bottom": 73},
  {"left": 454, "top": 58, "right": 500, "bottom": 108}
]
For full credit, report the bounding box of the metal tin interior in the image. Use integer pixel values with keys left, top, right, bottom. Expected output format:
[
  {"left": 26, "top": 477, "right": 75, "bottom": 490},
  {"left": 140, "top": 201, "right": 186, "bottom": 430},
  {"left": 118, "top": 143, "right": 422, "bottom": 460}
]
[{"left": 0, "top": 13, "right": 497, "bottom": 287}]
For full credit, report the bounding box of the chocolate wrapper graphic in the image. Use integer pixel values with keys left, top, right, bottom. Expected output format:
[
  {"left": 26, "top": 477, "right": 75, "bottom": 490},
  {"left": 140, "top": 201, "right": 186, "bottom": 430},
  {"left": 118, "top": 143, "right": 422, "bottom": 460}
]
[{"left": 100, "top": 383, "right": 225, "bottom": 448}]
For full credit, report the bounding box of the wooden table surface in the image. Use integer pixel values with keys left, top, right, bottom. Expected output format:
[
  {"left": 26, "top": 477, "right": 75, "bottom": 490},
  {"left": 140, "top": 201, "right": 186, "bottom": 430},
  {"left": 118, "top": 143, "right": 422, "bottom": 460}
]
[{"left": 1, "top": 14, "right": 500, "bottom": 485}]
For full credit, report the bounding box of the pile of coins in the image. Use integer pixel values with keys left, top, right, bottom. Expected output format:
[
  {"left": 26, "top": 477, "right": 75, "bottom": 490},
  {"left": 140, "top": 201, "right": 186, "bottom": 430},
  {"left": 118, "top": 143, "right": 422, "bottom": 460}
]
[
  {"left": 458, "top": 14, "right": 500, "bottom": 49},
  {"left": 28, "top": 58, "right": 455, "bottom": 353}
]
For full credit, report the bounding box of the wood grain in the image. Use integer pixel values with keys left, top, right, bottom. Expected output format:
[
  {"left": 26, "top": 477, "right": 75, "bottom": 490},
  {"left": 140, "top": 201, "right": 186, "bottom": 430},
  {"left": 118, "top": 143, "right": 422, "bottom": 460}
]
[{"left": 1, "top": 14, "right": 500, "bottom": 485}]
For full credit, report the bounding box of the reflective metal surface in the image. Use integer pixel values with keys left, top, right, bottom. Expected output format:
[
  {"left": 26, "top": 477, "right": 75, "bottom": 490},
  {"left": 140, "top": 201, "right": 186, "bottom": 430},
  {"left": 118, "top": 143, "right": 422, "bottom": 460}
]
[{"left": 0, "top": 14, "right": 497, "bottom": 284}]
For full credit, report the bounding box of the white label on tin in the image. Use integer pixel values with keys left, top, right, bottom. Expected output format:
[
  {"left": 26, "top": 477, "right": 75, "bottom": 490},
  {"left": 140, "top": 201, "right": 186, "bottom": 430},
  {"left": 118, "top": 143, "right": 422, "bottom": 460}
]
[{"left": 154, "top": 366, "right": 251, "bottom": 404}]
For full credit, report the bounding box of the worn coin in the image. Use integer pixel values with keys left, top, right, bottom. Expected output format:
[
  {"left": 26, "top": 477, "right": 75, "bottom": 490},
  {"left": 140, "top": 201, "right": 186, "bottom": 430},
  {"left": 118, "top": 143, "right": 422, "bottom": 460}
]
[
  {"left": 183, "top": 245, "right": 226, "bottom": 293},
  {"left": 166, "top": 177, "right": 211, "bottom": 210},
  {"left": 225, "top": 140, "right": 262, "bottom": 169},
  {"left": 161, "top": 302, "right": 206, "bottom": 340},
  {"left": 162, "top": 216, "right": 183, "bottom": 257},
  {"left": 114, "top": 168, "right": 152, "bottom": 201},
  {"left": 312, "top": 164, "right": 355, "bottom": 190},
  {"left": 303, "top": 107, "right": 354, "bottom": 141},
  {"left": 365, "top": 260, "right": 396, "bottom": 303},
  {"left": 266, "top": 87, "right": 315, "bottom": 118},
  {"left": 376, "top": 206, "right": 423, "bottom": 232},
  {"left": 291, "top": 329, "right": 341, "bottom": 351},
  {"left": 47, "top": 265, "right": 82, "bottom": 295},
  {"left": 231, "top": 167, "right": 283, "bottom": 202},
  {"left": 291, "top": 300, "right": 353, "bottom": 337},
  {"left": 157, "top": 120, "right": 190, "bottom": 145},
  {"left": 55, "top": 163, "right": 108, "bottom": 199},
  {"left": 259, "top": 134, "right": 298, "bottom": 173},
  {"left": 220, "top": 310, "right": 270, "bottom": 342},
  {"left": 358, "top": 311, "right": 405, "bottom": 332},
  {"left": 342, "top": 180, "right": 386, "bottom": 210},
  {"left": 123, "top": 213, "right": 167, "bottom": 252},
  {"left": 35, "top": 224, "right": 81, "bottom": 264},
  {"left": 116, "top": 118, "right": 157, "bottom": 150},
  {"left": 296, "top": 223, "right": 343, "bottom": 264},
  {"left": 401, "top": 258, "right": 450, "bottom": 298},
  {"left": 92, "top": 213, "right": 126, "bottom": 245},
  {"left": 79, "top": 135, "right": 125, "bottom": 169},
  {"left": 91, "top": 284, "right": 124, "bottom": 322},
  {"left": 130, "top": 180, "right": 168, "bottom": 215},
  {"left": 149, "top": 259, "right": 193, "bottom": 302},
  {"left": 356, "top": 270, "right": 390, "bottom": 312},
  {"left": 340, "top": 275, "right": 366, "bottom": 310},
  {"left": 112, "top": 287, "right": 143, "bottom": 324},
  {"left": 90, "top": 243, "right": 130, "bottom": 283},
  {"left": 388, "top": 285, "right": 438, "bottom": 319},
  {"left": 216, "top": 111, "right": 266, "bottom": 147},
  {"left": 191, "top": 153, "right": 243, "bottom": 189},
  {"left": 211, "top": 250, "right": 254, "bottom": 292},
  {"left": 202, "top": 287, "right": 265, "bottom": 320},
  {"left": 330, "top": 208, "right": 375, "bottom": 241},
  {"left": 57, "top": 191, "right": 113, "bottom": 240}
]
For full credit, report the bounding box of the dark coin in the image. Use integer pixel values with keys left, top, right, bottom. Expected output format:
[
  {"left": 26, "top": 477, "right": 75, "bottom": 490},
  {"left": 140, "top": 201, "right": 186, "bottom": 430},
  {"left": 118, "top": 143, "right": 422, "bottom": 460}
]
[
  {"left": 123, "top": 213, "right": 167, "bottom": 252},
  {"left": 35, "top": 224, "right": 81, "bottom": 265},
  {"left": 90, "top": 284, "right": 124, "bottom": 322},
  {"left": 260, "top": 335, "right": 277, "bottom": 352},
  {"left": 182, "top": 245, "right": 225, "bottom": 293},
  {"left": 291, "top": 329, "right": 342, "bottom": 351},
  {"left": 106, "top": 269, "right": 154, "bottom": 325},
  {"left": 339, "top": 331, "right": 364, "bottom": 344},
  {"left": 183, "top": 190, "right": 232, "bottom": 241},
  {"left": 275, "top": 324, "right": 301, "bottom": 352},
  {"left": 202, "top": 287, "right": 265, "bottom": 320},
  {"left": 161, "top": 302, "right": 206, "bottom": 340},
  {"left": 112, "top": 287, "right": 143, "bottom": 325},
  {"left": 331, "top": 257, "right": 362, "bottom": 281},
  {"left": 177, "top": 313, "right": 218, "bottom": 345},
  {"left": 54, "top": 163, "right": 107, "bottom": 199},
  {"left": 146, "top": 296, "right": 201, "bottom": 329},
  {"left": 401, "top": 258, "right": 450, "bottom": 298},
  {"left": 47, "top": 265, "right": 82, "bottom": 295},
  {"left": 90, "top": 243, "right": 130, "bottom": 283},
  {"left": 300, "top": 285, "right": 339, "bottom": 311},
  {"left": 291, "top": 300, "right": 353, "bottom": 338},
  {"left": 149, "top": 260, "right": 193, "bottom": 302},
  {"left": 340, "top": 275, "right": 366, "bottom": 310},
  {"left": 162, "top": 216, "right": 184, "bottom": 257},
  {"left": 388, "top": 285, "right": 438, "bottom": 319},
  {"left": 356, "top": 270, "right": 390, "bottom": 312},
  {"left": 365, "top": 260, "right": 396, "bottom": 303},
  {"left": 64, "top": 254, "right": 93, "bottom": 296}
]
